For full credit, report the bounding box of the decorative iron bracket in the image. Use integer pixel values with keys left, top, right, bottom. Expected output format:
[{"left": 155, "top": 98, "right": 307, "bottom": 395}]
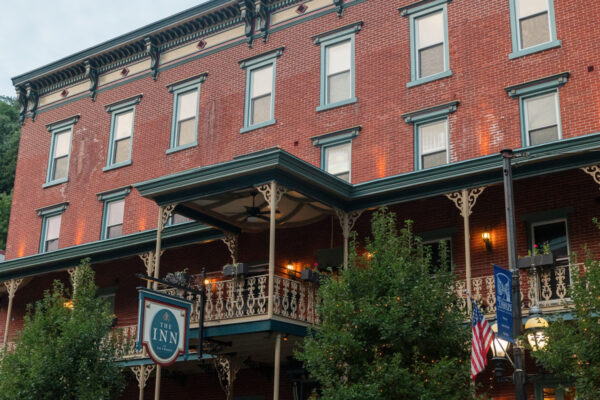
[
  {"left": 335, "top": 209, "right": 363, "bottom": 240},
  {"left": 222, "top": 233, "right": 239, "bottom": 264},
  {"left": 131, "top": 364, "right": 156, "bottom": 390},
  {"left": 67, "top": 267, "right": 79, "bottom": 293},
  {"left": 257, "top": 181, "right": 287, "bottom": 209},
  {"left": 25, "top": 83, "right": 39, "bottom": 122},
  {"left": 4, "top": 279, "right": 23, "bottom": 300},
  {"left": 139, "top": 251, "right": 164, "bottom": 277},
  {"left": 445, "top": 187, "right": 486, "bottom": 217},
  {"left": 83, "top": 59, "right": 98, "bottom": 101},
  {"left": 214, "top": 355, "right": 242, "bottom": 400},
  {"left": 581, "top": 165, "right": 600, "bottom": 189},
  {"left": 158, "top": 204, "right": 177, "bottom": 232}
]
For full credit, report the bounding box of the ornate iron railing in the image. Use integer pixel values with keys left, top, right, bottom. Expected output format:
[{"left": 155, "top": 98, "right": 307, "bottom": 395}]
[{"left": 455, "top": 263, "right": 577, "bottom": 315}]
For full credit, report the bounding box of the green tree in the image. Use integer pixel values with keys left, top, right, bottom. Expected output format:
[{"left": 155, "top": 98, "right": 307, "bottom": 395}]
[
  {"left": 0, "top": 259, "right": 126, "bottom": 400},
  {"left": 0, "top": 191, "right": 10, "bottom": 250},
  {"left": 531, "top": 223, "right": 600, "bottom": 399},
  {"left": 297, "top": 209, "right": 474, "bottom": 400},
  {"left": 0, "top": 96, "right": 20, "bottom": 194}
]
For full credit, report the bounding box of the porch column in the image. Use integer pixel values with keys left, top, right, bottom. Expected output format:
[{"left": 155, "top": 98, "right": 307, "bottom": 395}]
[
  {"left": 214, "top": 355, "right": 241, "bottom": 400},
  {"left": 3, "top": 278, "right": 23, "bottom": 345},
  {"left": 221, "top": 233, "right": 239, "bottom": 264},
  {"left": 273, "top": 333, "right": 282, "bottom": 400},
  {"left": 131, "top": 364, "right": 156, "bottom": 400},
  {"left": 446, "top": 187, "right": 485, "bottom": 310},
  {"left": 67, "top": 267, "right": 78, "bottom": 295},
  {"left": 335, "top": 209, "right": 363, "bottom": 269},
  {"left": 152, "top": 204, "right": 175, "bottom": 400},
  {"left": 258, "top": 182, "right": 286, "bottom": 319}
]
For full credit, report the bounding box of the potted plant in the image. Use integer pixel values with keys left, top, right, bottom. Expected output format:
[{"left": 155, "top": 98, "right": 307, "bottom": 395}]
[
  {"left": 517, "top": 243, "right": 554, "bottom": 269},
  {"left": 223, "top": 263, "right": 249, "bottom": 278}
]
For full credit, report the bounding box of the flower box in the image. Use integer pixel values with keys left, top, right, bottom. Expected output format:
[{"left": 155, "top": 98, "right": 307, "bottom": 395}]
[
  {"left": 223, "top": 263, "right": 249, "bottom": 277},
  {"left": 517, "top": 254, "right": 554, "bottom": 269}
]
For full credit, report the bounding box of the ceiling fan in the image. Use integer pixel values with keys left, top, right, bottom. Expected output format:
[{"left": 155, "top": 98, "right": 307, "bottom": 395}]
[{"left": 245, "top": 192, "right": 280, "bottom": 222}]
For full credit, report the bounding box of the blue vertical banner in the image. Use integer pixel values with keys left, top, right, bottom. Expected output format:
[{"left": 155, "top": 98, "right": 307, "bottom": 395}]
[{"left": 494, "top": 264, "right": 515, "bottom": 343}]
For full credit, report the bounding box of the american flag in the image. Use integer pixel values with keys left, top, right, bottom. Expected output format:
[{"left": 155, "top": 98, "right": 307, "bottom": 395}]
[{"left": 470, "top": 298, "right": 493, "bottom": 380}]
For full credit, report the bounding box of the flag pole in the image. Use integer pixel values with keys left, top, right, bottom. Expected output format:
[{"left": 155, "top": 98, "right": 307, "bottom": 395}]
[{"left": 501, "top": 149, "right": 527, "bottom": 400}]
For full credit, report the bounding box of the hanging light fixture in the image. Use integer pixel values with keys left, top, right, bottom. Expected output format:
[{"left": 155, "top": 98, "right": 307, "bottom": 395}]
[{"left": 490, "top": 323, "right": 510, "bottom": 378}]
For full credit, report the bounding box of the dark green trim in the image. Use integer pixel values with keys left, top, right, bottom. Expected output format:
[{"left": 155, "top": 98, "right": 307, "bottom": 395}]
[
  {"left": 239, "top": 47, "right": 284, "bottom": 69},
  {"left": 312, "top": 21, "right": 363, "bottom": 45},
  {"left": 505, "top": 72, "right": 570, "bottom": 98},
  {"left": 166, "top": 73, "right": 208, "bottom": 93},
  {"left": 0, "top": 222, "right": 222, "bottom": 281},
  {"left": 311, "top": 126, "right": 361, "bottom": 146},
  {"left": 36, "top": 202, "right": 69, "bottom": 217},
  {"left": 399, "top": 0, "right": 452, "bottom": 16},
  {"left": 104, "top": 94, "right": 142, "bottom": 112},
  {"left": 118, "top": 351, "right": 213, "bottom": 367},
  {"left": 46, "top": 115, "right": 80, "bottom": 131},
  {"left": 521, "top": 207, "right": 574, "bottom": 223},
  {"left": 96, "top": 186, "right": 132, "bottom": 202},
  {"left": 189, "top": 319, "right": 310, "bottom": 338}
]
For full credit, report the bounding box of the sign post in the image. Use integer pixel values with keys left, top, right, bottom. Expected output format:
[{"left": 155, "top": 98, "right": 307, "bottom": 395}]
[
  {"left": 137, "top": 288, "right": 192, "bottom": 367},
  {"left": 494, "top": 264, "right": 514, "bottom": 343}
]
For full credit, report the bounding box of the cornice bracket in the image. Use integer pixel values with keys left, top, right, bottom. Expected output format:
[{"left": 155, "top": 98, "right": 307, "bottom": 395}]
[
  {"left": 333, "top": 0, "right": 344, "bottom": 17},
  {"left": 25, "top": 83, "right": 39, "bottom": 122},
  {"left": 15, "top": 85, "right": 27, "bottom": 125},
  {"left": 238, "top": 0, "right": 255, "bottom": 47},
  {"left": 83, "top": 59, "right": 99, "bottom": 101},
  {"left": 144, "top": 37, "right": 160, "bottom": 81},
  {"left": 255, "top": 0, "right": 269, "bottom": 44}
]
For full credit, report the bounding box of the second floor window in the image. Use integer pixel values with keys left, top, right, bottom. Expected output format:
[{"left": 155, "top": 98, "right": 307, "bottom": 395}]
[
  {"left": 104, "top": 199, "right": 124, "bottom": 239},
  {"left": 324, "top": 142, "right": 351, "bottom": 182},
  {"left": 418, "top": 119, "right": 448, "bottom": 169},
  {"left": 174, "top": 89, "right": 198, "bottom": 148},
  {"left": 516, "top": 0, "right": 551, "bottom": 50},
  {"left": 42, "top": 214, "right": 61, "bottom": 252},
  {"left": 523, "top": 92, "right": 560, "bottom": 146}
]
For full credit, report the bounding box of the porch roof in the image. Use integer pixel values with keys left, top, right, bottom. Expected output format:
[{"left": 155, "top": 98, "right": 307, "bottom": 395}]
[{"left": 135, "top": 132, "right": 600, "bottom": 213}]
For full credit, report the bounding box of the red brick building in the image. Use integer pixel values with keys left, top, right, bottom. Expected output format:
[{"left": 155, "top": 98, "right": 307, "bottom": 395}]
[{"left": 2, "top": 0, "right": 599, "bottom": 398}]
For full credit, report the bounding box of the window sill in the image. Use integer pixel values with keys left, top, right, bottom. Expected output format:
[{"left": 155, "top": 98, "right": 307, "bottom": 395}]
[
  {"left": 102, "top": 160, "right": 132, "bottom": 172},
  {"left": 316, "top": 97, "right": 358, "bottom": 112},
  {"left": 509, "top": 40, "right": 561, "bottom": 60},
  {"left": 407, "top": 70, "right": 453, "bottom": 88},
  {"left": 240, "top": 120, "right": 276, "bottom": 134},
  {"left": 42, "top": 178, "right": 68, "bottom": 188},
  {"left": 166, "top": 141, "right": 198, "bottom": 155}
]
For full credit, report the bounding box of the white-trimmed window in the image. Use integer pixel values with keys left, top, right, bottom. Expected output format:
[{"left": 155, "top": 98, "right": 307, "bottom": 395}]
[
  {"left": 167, "top": 213, "right": 192, "bottom": 226},
  {"left": 418, "top": 119, "right": 448, "bottom": 169}
]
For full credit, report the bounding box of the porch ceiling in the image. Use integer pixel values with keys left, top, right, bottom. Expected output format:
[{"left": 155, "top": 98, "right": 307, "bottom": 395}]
[{"left": 135, "top": 133, "right": 600, "bottom": 222}]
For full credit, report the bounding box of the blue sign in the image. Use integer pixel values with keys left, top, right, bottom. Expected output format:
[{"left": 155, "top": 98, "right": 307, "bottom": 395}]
[
  {"left": 494, "top": 264, "right": 514, "bottom": 343},
  {"left": 137, "top": 288, "right": 192, "bottom": 367}
]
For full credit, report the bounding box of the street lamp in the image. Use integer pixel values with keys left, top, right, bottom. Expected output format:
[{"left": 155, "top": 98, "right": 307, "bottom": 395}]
[
  {"left": 525, "top": 308, "right": 549, "bottom": 351},
  {"left": 490, "top": 323, "right": 511, "bottom": 379}
]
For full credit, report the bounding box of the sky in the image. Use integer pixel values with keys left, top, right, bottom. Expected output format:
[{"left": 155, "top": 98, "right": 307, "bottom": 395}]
[{"left": 0, "top": 0, "right": 211, "bottom": 97}]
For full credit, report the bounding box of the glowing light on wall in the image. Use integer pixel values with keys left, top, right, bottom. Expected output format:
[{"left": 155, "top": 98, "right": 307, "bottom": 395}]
[{"left": 75, "top": 219, "right": 86, "bottom": 245}]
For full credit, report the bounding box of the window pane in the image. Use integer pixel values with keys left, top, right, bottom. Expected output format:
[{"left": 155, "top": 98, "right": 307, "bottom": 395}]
[
  {"left": 517, "top": 0, "right": 548, "bottom": 18},
  {"left": 327, "top": 71, "right": 351, "bottom": 104},
  {"left": 107, "top": 225, "right": 123, "bottom": 239},
  {"left": 420, "top": 120, "right": 447, "bottom": 153},
  {"left": 172, "top": 214, "right": 191, "bottom": 225},
  {"left": 113, "top": 138, "right": 131, "bottom": 164},
  {"left": 520, "top": 12, "right": 550, "bottom": 48},
  {"left": 530, "top": 126, "right": 558, "bottom": 145},
  {"left": 419, "top": 44, "right": 444, "bottom": 78},
  {"left": 542, "top": 387, "right": 556, "bottom": 400},
  {"left": 326, "top": 143, "right": 351, "bottom": 176},
  {"left": 177, "top": 90, "right": 198, "bottom": 121},
  {"left": 177, "top": 119, "right": 196, "bottom": 146},
  {"left": 114, "top": 111, "right": 133, "bottom": 139},
  {"left": 533, "top": 221, "right": 568, "bottom": 259},
  {"left": 251, "top": 94, "right": 271, "bottom": 125},
  {"left": 54, "top": 131, "right": 70, "bottom": 157},
  {"left": 107, "top": 200, "right": 124, "bottom": 227},
  {"left": 251, "top": 65, "right": 273, "bottom": 98},
  {"left": 417, "top": 12, "right": 444, "bottom": 49},
  {"left": 422, "top": 150, "right": 447, "bottom": 169},
  {"left": 45, "top": 239, "right": 59, "bottom": 252},
  {"left": 327, "top": 41, "right": 351, "bottom": 75},
  {"left": 526, "top": 93, "right": 557, "bottom": 130},
  {"left": 52, "top": 156, "right": 68, "bottom": 180},
  {"left": 45, "top": 215, "right": 61, "bottom": 241}
]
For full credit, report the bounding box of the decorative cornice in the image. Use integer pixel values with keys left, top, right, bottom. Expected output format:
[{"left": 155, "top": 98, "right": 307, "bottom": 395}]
[
  {"left": 36, "top": 202, "right": 69, "bottom": 217},
  {"left": 311, "top": 125, "right": 361, "bottom": 146},
  {"left": 312, "top": 21, "right": 363, "bottom": 44},
  {"left": 144, "top": 37, "right": 160, "bottom": 81},
  {"left": 97, "top": 186, "right": 132, "bottom": 202},
  {"left": 84, "top": 59, "right": 99, "bottom": 101},
  {"left": 505, "top": 72, "right": 570, "bottom": 98},
  {"left": 166, "top": 73, "right": 208, "bottom": 93},
  {"left": 402, "top": 100, "right": 459, "bottom": 124},
  {"left": 399, "top": 0, "right": 452, "bottom": 17},
  {"left": 239, "top": 46, "right": 284, "bottom": 68},
  {"left": 104, "top": 94, "right": 143, "bottom": 112},
  {"left": 46, "top": 115, "right": 80, "bottom": 132}
]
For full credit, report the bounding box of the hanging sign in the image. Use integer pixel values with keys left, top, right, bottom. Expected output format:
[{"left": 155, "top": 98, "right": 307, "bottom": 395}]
[
  {"left": 493, "top": 264, "right": 514, "bottom": 343},
  {"left": 136, "top": 288, "right": 192, "bottom": 367}
]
